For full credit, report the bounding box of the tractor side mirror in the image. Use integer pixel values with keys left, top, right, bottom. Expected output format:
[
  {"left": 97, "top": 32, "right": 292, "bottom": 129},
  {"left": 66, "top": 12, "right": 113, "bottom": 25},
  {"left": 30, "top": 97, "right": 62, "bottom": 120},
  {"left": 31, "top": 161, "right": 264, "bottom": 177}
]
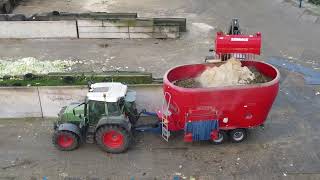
[{"left": 87, "top": 80, "right": 94, "bottom": 91}]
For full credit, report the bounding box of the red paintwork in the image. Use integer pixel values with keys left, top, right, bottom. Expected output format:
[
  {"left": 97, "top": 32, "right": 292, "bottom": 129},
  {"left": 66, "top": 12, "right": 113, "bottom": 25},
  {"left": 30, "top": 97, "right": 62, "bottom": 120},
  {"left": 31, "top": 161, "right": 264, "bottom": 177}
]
[
  {"left": 215, "top": 32, "right": 262, "bottom": 55},
  {"left": 103, "top": 130, "right": 124, "bottom": 149},
  {"left": 210, "top": 130, "right": 218, "bottom": 140},
  {"left": 161, "top": 60, "right": 280, "bottom": 131},
  {"left": 57, "top": 134, "right": 74, "bottom": 148},
  {"left": 184, "top": 133, "right": 193, "bottom": 142}
]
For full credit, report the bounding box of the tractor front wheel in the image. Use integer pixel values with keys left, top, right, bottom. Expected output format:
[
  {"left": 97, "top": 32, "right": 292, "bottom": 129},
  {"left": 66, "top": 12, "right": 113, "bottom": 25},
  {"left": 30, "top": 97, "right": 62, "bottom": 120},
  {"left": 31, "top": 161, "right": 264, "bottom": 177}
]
[
  {"left": 95, "top": 125, "right": 130, "bottom": 153},
  {"left": 52, "top": 131, "right": 79, "bottom": 151}
]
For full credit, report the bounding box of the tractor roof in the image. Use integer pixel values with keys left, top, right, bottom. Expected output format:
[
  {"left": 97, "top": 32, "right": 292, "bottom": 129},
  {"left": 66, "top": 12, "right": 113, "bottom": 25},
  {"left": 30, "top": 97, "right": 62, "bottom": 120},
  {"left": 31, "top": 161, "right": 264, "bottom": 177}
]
[{"left": 87, "top": 82, "right": 128, "bottom": 102}]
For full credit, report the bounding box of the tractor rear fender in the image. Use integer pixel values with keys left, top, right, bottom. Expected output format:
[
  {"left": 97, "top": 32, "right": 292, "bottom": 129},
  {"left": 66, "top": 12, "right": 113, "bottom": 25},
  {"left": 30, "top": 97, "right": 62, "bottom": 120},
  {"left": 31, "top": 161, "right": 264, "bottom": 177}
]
[
  {"left": 96, "top": 118, "right": 131, "bottom": 132},
  {"left": 57, "top": 123, "right": 82, "bottom": 140}
]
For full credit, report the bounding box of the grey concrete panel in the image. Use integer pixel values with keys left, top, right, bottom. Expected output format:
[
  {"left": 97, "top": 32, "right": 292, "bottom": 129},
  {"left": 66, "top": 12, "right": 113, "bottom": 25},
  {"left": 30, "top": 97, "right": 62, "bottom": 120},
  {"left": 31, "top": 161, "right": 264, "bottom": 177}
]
[
  {"left": 129, "top": 26, "right": 154, "bottom": 33},
  {"left": 0, "top": 87, "right": 41, "bottom": 118},
  {"left": 78, "top": 26, "right": 129, "bottom": 33},
  {"left": 129, "top": 33, "right": 153, "bottom": 39},
  {"left": 38, "top": 86, "right": 87, "bottom": 118},
  {"left": 77, "top": 19, "right": 103, "bottom": 26},
  {"left": 0, "top": 21, "right": 77, "bottom": 38},
  {"left": 78, "top": 32, "right": 130, "bottom": 39}
]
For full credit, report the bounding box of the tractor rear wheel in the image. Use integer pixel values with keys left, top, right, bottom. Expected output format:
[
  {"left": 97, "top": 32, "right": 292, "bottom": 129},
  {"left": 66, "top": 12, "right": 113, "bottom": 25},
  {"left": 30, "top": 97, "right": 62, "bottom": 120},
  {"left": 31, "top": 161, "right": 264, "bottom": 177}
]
[
  {"left": 229, "top": 128, "right": 247, "bottom": 143},
  {"left": 95, "top": 125, "right": 130, "bottom": 153},
  {"left": 210, "top": 130, "right": 227, "bottom": 145},
  {"left": 52, "top": 131, "right": 79, "bottom": 151}
]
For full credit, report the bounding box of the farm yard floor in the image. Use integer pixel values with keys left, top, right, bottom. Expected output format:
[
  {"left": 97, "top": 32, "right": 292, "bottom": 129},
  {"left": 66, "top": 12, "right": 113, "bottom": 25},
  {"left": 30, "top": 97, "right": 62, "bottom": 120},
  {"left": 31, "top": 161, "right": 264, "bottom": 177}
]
[
  {"left": 0, "top": 0, "right": 320, "bottom": 179},
  {"left": 0, "top": 71, "right": 320, "bottom": 180}
]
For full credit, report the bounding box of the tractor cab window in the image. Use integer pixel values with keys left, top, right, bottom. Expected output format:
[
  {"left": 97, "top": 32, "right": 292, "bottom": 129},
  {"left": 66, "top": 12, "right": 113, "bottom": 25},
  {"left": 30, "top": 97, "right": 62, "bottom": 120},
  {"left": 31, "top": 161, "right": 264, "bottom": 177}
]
[
  {"left": 107, "top": 102, "right": 121, "bottom": 116},
  {"left": 88, "top": 100, "right": 105, "bottom": 125}
]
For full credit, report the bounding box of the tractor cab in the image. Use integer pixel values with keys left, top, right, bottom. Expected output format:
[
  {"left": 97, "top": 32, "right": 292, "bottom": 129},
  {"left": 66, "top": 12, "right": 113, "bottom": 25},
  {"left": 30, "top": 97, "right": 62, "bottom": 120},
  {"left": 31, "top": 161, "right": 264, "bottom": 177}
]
[
  {"left": 53, "top": 82, "right": 138, "bottom": 153},
  {"left": 85, "top": 82, "right": 137, "bottom": 125}
]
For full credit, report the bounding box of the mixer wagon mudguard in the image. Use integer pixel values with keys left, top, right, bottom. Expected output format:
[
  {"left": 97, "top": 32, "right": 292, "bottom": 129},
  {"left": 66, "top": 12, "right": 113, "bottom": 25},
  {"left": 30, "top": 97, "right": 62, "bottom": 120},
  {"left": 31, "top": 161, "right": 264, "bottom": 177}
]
[{"left": 184, "top": 120, "right": 219, "bottom": 142}]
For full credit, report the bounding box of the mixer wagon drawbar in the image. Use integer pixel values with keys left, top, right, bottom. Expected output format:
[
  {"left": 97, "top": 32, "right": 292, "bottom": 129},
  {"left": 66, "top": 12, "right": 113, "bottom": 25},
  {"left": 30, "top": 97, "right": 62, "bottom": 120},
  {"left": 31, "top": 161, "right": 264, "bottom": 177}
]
[{"left": 52, "top": 27, "right": 280, "bottom": 153}]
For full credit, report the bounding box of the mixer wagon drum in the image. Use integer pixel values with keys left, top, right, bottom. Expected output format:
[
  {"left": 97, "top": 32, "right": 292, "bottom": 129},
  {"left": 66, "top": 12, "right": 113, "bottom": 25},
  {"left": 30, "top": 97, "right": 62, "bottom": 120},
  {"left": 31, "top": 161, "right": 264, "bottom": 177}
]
[{"left": 160, "top": 60, "right": 280, "bottom": 143}]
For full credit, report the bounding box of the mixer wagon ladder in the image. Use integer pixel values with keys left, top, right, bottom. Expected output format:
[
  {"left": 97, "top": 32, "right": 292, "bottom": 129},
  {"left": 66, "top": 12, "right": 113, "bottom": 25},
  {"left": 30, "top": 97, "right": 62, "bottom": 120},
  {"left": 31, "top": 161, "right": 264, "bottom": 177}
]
[{"left": 161, "top": 92, "right": 171, "bottom": 141}]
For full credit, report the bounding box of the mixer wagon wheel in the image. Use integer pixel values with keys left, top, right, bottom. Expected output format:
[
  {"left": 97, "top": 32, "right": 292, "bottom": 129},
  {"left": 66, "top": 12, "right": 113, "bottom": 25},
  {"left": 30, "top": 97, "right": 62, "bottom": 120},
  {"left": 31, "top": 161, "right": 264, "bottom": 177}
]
[
  {"left": 229, "top": 129, "right": 247, "bottom": 143},
  {"left": 52, "top": 130, "right": 80, "bottom": 151},
  {"left": 95, "top": 125, "right": 130, "bottom": 154},
  {"left": 210, "top": 130, "right": 227, "bottom": 145}
]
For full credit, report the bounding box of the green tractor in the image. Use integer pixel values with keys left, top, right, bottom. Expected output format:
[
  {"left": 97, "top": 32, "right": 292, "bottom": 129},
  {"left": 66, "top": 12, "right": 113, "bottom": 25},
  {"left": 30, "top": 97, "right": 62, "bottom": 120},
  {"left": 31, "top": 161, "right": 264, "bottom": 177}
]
[{"left": 52, "top": 82, "right": 140, "bottom": 153}]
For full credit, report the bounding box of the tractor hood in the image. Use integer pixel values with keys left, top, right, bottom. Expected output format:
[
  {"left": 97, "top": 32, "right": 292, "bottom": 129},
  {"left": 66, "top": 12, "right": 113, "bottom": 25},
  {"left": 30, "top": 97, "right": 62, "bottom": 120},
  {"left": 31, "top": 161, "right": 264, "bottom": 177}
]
[{"left": 58, "top": 103, "right": 85, "bottom": 124}]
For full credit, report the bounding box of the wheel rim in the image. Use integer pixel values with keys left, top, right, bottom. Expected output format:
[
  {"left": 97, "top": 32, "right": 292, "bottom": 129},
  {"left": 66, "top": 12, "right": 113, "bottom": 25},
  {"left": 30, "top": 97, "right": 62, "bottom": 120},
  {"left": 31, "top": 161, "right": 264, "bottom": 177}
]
[
  {"left": 57, "top": 134, "right": 74, "bottom": 148},
  {"left": 233, "top": 131, "right": 244, "bottom": 141},
  {"left": 102, "top": 130, "right": 124, "bottom": 149},
  {"left": 213, "top": 132, "right": 223, "bottom": 143}
]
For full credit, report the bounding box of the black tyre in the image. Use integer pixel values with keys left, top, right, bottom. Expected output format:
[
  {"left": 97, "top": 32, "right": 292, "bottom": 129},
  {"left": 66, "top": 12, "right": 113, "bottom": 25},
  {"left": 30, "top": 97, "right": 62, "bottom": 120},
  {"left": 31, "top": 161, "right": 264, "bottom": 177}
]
[
  {"left": 229, "top": 129, "right": 247, "bottom": 143},
  {"left": 3, "top": 2, "right": 12, "bottom": 14},
  {"left": 210, "top": 130, "right": 227, "bottom": 145},
  {"left": 52, "top": 130, "right": 79, "bottom": 151},
  {"left": 52, "top": 11, "right": 60, "bottom": 16},
  {"left": 95, "top": 125, "right": 130, "bottom": 153}
]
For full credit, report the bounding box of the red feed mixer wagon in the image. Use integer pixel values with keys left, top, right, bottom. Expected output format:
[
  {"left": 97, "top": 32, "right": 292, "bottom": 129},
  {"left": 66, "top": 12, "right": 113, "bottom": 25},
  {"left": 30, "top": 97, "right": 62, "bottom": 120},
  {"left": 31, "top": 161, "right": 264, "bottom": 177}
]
[{"left": 157, "top": 32, "right": 280, "bottom": 144}]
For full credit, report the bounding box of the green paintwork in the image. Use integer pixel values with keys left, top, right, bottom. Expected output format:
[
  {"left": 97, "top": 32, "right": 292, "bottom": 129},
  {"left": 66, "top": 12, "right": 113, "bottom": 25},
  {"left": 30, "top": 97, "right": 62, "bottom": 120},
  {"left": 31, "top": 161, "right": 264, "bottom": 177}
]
[{"left": 58, "top": 103, "right": 85, "bottom": 125}]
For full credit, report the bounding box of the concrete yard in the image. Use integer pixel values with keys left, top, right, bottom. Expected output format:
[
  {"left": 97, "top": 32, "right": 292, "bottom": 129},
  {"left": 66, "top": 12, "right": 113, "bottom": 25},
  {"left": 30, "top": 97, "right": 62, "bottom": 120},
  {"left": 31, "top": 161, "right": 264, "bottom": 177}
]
[
  {"left": 0, "top": 0, "right": 320, "bottom": 179},
  {"left": 0, "top": 71, "right": 320, "bottom": 180}
]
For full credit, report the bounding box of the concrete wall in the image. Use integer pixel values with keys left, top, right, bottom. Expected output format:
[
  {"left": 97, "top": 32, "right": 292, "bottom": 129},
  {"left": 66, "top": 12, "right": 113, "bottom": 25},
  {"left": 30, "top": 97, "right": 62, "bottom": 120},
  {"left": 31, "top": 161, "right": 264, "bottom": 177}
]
[
  {"left": 0, "top": 87, "right": 42, "bottom": 118},
  {"left": 0, "top": 85, "right": 163, "bottom": 119},
  {"left": 77, "top": 19, "right": 179, "bottom": 39},
  {"left": 38, "top": 86, "right": 88, "bottom": 117},
  {"left": 0, "top": 18, "right": 183, "bottom": 39},
  {"left": 0, "top": 21, "right": 78, "bottom": 38}
]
